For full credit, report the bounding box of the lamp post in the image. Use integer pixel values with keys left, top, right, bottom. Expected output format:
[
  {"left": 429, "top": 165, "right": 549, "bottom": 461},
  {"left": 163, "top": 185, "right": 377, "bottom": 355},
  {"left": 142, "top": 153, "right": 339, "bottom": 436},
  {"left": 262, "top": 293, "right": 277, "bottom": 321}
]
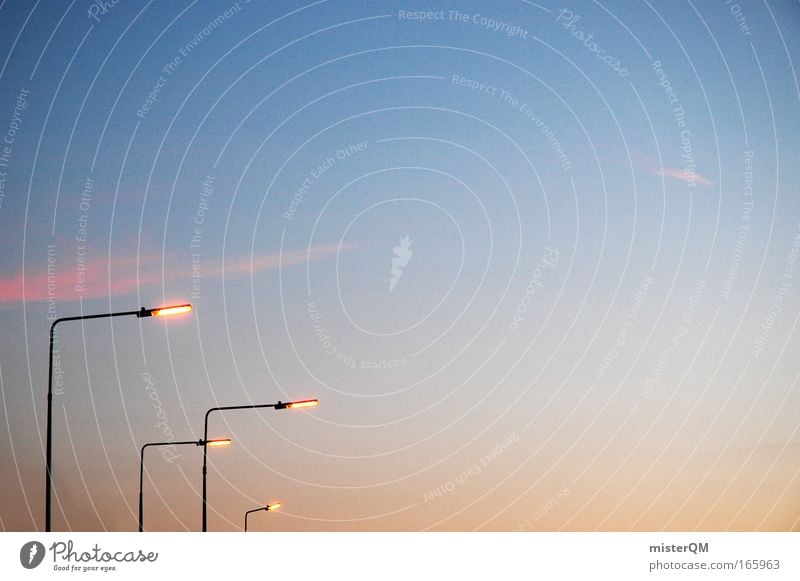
[
  {"left": 45, "top": 303, "right": 192, "bottom": 532},
  {"left": 202, "top": 398, "right": 318, "bottom": 532},
  {"left": 139, "top": 438, "right": 230, "bottom": 532},
  {"left": 244, "top": 502, "right": 281, "bottom": 532}
]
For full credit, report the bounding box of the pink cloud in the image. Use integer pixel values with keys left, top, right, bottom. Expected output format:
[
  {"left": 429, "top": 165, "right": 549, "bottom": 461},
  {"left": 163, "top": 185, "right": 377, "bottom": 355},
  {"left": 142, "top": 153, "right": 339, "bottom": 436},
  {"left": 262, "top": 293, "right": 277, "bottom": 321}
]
[
  {"left": 0, "top": 243, "right": 350, "bottom": 304},
  {"left": 222, "top": 243, "right": 348, "bottom": 275},
  {"left": 0, "top": 254, "right": 157, "bottom": 303},
  {"left": 633, "top": 152, "right": 713, "bottom": 188},
  {"left": 653, "top": 166, "right": 713, "bottom": 188}
]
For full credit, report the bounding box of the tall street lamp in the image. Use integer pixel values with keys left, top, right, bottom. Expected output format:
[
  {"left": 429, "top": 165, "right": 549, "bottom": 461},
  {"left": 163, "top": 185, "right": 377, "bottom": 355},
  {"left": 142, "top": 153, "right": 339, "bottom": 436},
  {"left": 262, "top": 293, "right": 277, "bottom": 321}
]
[
  {"left": 139, "top": 438, "right": 230, "bottom": 532},
  {"left": 45, "top": 303, "right": 192, "bottom": 532},
  {"left": 244, "top": 502, "right": 281, "bottom": 532},
  {"left": 202, "top": 398, "right": 318, "bottom": 531}
]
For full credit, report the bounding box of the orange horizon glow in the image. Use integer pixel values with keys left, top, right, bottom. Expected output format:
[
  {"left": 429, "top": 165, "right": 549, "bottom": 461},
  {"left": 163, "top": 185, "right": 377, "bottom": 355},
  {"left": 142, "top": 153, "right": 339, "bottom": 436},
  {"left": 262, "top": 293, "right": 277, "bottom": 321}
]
[
  {"left": 286, "top": 399, "right": 319, "bottom": 409},
  {"left": 151, "top": 304, "right": 192, "bottom": 317}
]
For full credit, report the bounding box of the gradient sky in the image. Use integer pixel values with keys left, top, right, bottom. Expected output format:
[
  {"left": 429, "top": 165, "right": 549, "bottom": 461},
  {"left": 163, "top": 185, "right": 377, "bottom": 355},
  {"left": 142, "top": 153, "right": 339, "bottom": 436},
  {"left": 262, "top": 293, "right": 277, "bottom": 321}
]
[{"left": 1, "top": 0, "right": 799, "bottom": 532}]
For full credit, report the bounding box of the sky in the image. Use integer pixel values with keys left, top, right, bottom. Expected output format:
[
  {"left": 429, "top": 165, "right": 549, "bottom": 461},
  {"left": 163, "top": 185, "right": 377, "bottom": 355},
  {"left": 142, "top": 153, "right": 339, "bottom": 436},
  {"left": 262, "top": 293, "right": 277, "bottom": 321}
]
[{"left": 0, "top": 0, "right": 799, "bottom": 532}]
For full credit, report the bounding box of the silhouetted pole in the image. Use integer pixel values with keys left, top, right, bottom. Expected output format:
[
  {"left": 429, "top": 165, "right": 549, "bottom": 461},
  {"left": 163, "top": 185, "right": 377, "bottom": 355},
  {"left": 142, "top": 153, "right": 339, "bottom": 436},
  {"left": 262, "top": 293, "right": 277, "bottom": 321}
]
[
  {"left": 45, "top": 305, "right": 190, "bottom": 531},
  {"left": 202, "top": 399, "right": 317, "bottom": 532}
]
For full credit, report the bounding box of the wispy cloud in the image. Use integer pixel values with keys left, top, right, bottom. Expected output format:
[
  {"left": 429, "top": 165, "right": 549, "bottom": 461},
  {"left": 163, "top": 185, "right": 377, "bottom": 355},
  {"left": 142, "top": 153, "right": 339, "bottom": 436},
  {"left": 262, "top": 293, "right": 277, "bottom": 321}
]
[
  {"left": 221, "top": 243, "right": 348, "bottom": 275},
  {"left": 0, "top": 243, "right": 350, "bottom": 304},
  {"left": 654, "top": 166, "right": 714, "bottom": 187},
  {"left": 633, "top": 152, "right": 713, "bottom": 188}
]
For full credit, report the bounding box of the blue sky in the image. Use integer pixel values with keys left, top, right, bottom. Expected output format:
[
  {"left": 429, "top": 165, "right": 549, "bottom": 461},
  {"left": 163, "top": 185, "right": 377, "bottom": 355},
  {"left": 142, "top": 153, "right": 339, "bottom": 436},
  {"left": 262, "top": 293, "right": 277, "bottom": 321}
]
[{"left": 1, "top": 0, "right": 799, "bottom": 531}]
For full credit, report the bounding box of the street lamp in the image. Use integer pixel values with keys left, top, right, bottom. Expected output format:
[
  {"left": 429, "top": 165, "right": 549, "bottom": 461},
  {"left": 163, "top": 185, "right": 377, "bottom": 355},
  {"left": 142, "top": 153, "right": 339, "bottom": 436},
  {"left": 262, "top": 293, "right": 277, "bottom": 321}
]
[
  {"left": 244, "top": 502, "right": 281, "bottom": 532},
  {"left": 45, "top": 303, "right": 192, "bottom": 532},
  {"left": 139, "top": 438, "right": 230, "bottom": 532},
  {"left": 202, "top": 398, "right": 318, "bottom": 532},
  {"left": 276, "top": 399, "right": 319, "bottom": 409},
  {"left": 146, "top": 305, "right": 193, "bottom": 317}
]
